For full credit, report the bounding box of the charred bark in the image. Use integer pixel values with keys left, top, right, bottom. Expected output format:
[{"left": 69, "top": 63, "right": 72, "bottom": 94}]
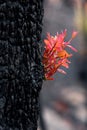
[{"left": 0, "top": 0, "right": 44, "bottom": 130}]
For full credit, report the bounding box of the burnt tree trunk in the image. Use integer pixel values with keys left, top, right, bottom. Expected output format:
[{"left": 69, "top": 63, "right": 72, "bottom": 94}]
[{"left": 0, "top": 0, "right": 44, "bottom": 130}]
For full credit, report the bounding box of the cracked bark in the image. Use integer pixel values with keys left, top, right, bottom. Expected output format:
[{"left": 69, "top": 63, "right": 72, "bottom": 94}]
[{"left": 0, "top": 0, "right": 44, "bottom": 130}]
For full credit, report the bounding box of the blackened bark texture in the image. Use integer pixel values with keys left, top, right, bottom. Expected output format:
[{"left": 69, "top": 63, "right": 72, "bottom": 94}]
[{"left": 0, "top": 0, "right": 44, "bottom": 130}]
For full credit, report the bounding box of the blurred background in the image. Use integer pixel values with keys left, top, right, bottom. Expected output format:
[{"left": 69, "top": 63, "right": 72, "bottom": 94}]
[{"left": 40, "top": 0, "right": 87, "bottom": 130}]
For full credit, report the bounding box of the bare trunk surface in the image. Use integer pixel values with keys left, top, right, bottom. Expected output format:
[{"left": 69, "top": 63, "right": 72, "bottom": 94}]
[{"left": 0, "top": 0, "right": 44, "bottom": 130}]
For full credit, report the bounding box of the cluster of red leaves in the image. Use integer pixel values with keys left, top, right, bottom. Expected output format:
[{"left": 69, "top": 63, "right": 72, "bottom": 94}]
[{"left": 42, "top": 30, "right": 78, "bottom": 80}]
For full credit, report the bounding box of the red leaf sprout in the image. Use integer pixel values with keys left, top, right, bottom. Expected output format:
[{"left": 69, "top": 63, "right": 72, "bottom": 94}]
[{"left": 43, "top": 30, "right": 78, "bottom": 80}]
